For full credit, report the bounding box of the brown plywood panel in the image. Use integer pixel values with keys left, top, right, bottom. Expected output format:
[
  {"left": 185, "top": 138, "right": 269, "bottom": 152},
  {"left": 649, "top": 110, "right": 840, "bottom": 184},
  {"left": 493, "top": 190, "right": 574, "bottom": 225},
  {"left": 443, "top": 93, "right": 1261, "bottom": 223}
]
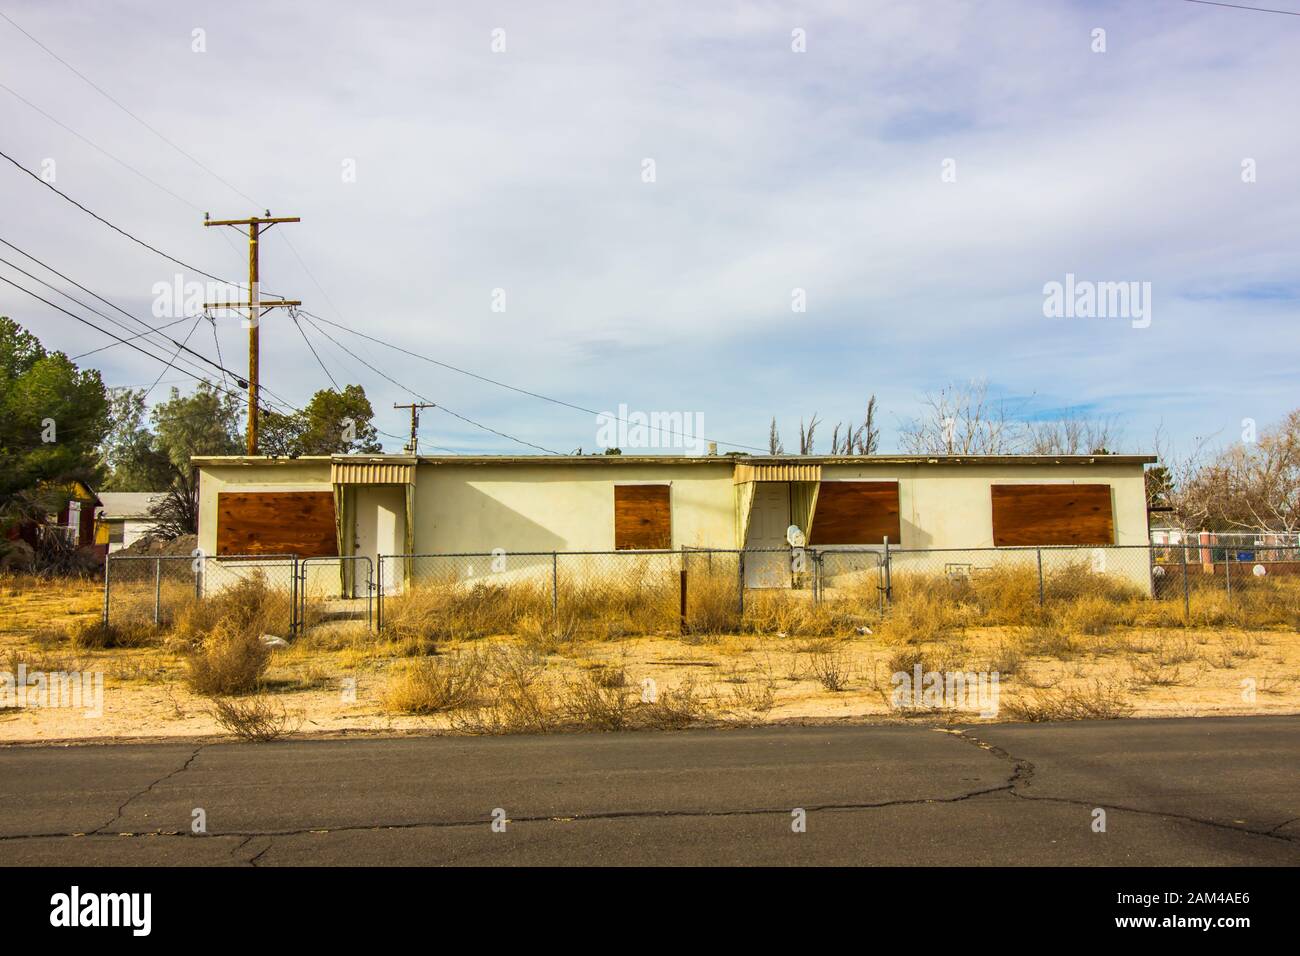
[
  {"left": 614, "top": 485, "right": 671, "bottom": 550},
  {"left": 809, "top": 481, "right": 901, "bottom": 546},
  {"left": 217, "top": 491, "right": 338, "bottom": 557},
  {"left": 991, "top": 484, "right": 1114, "bottom": 547}
]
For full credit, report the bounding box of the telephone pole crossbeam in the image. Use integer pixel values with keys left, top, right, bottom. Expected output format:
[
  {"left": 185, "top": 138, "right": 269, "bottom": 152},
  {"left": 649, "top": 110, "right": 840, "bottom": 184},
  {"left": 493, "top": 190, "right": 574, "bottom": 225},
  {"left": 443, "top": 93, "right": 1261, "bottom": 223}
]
[
  {"left": 394, "top": 402, "right": 435, "bottom": 455},
  {"left": 202, "top": 213, "right": 301, "bottom": 455}
]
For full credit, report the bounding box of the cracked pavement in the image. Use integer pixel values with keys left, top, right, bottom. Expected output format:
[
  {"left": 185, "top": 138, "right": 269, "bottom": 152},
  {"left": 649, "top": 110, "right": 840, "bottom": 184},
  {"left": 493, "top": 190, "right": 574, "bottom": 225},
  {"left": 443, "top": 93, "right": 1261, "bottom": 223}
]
[{"left": 0, "top": 716, "right": 1296, "bottom": 865}]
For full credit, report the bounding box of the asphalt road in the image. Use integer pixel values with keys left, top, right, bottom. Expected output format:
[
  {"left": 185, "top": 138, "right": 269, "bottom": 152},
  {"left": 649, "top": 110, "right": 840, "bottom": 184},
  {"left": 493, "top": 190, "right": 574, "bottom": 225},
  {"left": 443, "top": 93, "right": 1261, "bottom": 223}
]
[{"left": 0, "top": 716, "right": 1297, "bottom": 866}]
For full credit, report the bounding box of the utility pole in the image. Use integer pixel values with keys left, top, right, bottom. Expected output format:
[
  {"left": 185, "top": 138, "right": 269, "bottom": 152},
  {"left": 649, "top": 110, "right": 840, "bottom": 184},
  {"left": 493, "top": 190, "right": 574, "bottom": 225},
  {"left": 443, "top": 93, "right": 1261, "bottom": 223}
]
[
  {"left": 203, "top": 212, "right": 301, "bottom": 455},
  {"left": 394, "top": 402, "right": 434, "bottom": 455}
]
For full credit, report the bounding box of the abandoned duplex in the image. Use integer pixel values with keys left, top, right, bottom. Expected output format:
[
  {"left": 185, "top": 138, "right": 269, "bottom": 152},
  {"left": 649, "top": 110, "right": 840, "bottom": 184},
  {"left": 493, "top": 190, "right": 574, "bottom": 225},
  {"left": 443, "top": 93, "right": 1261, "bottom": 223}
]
[{"left": 193, "top": 453, "right": 1155, "bottom": 590}]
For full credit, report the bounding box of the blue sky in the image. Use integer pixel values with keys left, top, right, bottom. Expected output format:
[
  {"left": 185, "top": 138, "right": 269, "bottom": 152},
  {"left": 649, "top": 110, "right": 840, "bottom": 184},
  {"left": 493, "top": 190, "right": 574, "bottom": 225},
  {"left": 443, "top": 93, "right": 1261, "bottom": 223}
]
[{"left": 1, "top": 0, "right": 1297, "bottom": 458}]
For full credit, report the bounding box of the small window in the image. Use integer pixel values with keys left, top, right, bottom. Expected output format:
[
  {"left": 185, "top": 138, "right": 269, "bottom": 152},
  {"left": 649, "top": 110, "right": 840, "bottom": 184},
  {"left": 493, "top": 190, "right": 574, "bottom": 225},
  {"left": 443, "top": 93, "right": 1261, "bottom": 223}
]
[
  {"left": 108, "top": 523, "right": 125, "bottom": 544},
  {"left": 614, "top": 485, "right": 671, "bottom": 550},
  {"left": 990, "top": 484, "right": 1114, "bottom": 546},
  {"left": 809, "top": 481, "right": 901, "bottom": 546}
]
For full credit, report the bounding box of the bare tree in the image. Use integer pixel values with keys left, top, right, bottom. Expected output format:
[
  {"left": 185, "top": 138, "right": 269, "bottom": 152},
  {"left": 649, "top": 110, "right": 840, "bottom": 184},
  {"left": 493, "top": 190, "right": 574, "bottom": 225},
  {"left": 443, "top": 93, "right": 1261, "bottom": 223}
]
[
  {"left": 1025, "top": 409, "right": 1123, "bottom": 455},
  {"left": 899, "top": 380, "right": 1020, "bottom": 455},
  {"left": 830, "top": 396, "right": 880, "bottom": 455},
  {"left": 798, "top": 414, "right": 821, "bottom": 455},
  {"left": 1177, "top": 410, "right": 1300, "bottom": 534},
  {"left": 768, "top": 417, "right": 784, "bottom": 455}
]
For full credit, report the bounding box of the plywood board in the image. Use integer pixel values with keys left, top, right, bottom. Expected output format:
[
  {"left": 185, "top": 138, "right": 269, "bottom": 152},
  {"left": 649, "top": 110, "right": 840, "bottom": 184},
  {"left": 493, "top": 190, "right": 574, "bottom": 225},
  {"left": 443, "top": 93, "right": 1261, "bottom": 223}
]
[
  {"left": 991, "top": 484, "right": 1114, "bottom": 547},
  {"left": 809, "top": 481, "right": 901, "bottom": 546},
  {"left": 614, "top": 485, "right": 671, "bottom": 550},
  {"left": 217, "top": 491, "right": 338, "bottom": 557}
]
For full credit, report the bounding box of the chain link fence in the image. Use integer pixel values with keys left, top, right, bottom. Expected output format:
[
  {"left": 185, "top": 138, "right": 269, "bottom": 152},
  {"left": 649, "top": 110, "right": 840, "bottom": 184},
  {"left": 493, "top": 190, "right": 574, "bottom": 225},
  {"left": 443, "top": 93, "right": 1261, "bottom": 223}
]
[
  {"left": 106, "top": 543, "right": 1300, "bottom": 639},
  {"left": 104, "top": 553, "right": 300, "bottom": 636}
]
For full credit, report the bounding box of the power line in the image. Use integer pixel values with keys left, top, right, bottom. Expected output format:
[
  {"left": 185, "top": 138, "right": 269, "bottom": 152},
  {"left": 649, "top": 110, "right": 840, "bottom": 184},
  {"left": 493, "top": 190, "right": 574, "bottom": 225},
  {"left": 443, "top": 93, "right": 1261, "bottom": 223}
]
[
  {"left": 291, "top": 312, "right": 339, "bottom": 390},
  {"left": 0, "top": 148, "right": 230, "bottom": 284},
  {"left": 71, "top": 315, "right": 195, "bottom": 359},
  {"left": 0, "top": 79, "right": 204, "bottom": 210},
  {"left": 300, "top": 310, "right": 767, "bottom": 454},
  {"left": 1180, "top": 0, "right": 1300, "bottom": 15},
  {"left": 0, "top": 272, "right": 274, "bottom": 414},
  {"left": 0, "top": 235, "right": 239, "bottom": 381},
  {"left": 143, "top": 315, "right": 203, "bottom": 400},
  {"left": 0, "top": 9, "right": 262, "bottom": 206},
  {"left": 297, "top": 312, "right": 561, "bottom": 455},
  {"left": 0, "top": 241, "right": 298, "bottom": 413}
]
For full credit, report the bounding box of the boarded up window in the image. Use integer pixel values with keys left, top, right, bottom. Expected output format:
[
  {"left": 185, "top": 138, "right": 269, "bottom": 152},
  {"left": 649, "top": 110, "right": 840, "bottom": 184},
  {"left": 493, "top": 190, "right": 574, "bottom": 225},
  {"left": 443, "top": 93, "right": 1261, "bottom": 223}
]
[
  {"left": 614, "top": 485, "right": 671, "bottom": 550},
  {"left": 809, "top": 481, "right": 901, "bottom": 546},
  {"left": 216, "top": 491, "right": 338, "bottom": 557},
  {"left": 990, "top": 484, "right": 1114, "bottom": 547}
]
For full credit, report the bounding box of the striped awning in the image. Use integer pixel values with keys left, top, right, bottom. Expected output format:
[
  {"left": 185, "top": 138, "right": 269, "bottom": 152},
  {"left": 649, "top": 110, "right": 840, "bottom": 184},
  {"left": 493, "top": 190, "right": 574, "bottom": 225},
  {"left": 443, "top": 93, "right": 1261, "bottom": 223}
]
[
  {"left": 330, "top": 460, "right": 415, "bottom": 485},
  {"left": 733, "top": 462, "right": 822, "bottom": 484}
]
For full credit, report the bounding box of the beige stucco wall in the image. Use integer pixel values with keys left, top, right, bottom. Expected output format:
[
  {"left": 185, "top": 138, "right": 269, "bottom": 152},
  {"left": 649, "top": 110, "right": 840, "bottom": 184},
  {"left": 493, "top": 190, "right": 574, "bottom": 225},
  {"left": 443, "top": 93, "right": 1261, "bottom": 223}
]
[
  {"left": 195, "top": 459, "right": 333, "bottom": 557},
  {"left": 412, "top": 460, "right": 736, "bottom": 553},
  {"left": 819, "top": 461, "right": 1149, "bottom": 550}
]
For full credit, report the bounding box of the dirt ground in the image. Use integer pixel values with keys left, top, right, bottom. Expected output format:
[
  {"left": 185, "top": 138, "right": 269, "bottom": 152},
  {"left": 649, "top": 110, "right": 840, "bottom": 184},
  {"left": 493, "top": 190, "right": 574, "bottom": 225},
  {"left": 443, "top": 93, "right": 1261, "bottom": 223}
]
[{"left": 2, "top": 579, "right": 1298, "bottom": 743}]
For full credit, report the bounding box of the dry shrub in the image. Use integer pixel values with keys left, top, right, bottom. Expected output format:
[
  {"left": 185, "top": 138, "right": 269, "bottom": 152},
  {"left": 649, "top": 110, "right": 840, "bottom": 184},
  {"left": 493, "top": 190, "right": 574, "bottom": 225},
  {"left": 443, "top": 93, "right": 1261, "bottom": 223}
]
[
  {"left": 806, "top": 647, "right": 852, "bottom": 691},
  {"left": 1024, "top": 625, "right": 1077, "bottom": 659},
  {"left": 382, "top": 648, "right": 488, "bottom": 714},
  {"left": 1054, "top": 595, "right": 1126, "bottom": 635},
  {"left": 985, "top": 642, "right": 1023, "bottom": 677},
  {"left": 211, "top": 694, "right": 298, "bottom": 741},
  {"left": 1001, "top": 679, "right": 1133, "bottom": 721},
  {"left": 185, "top": 622, "right": 271, "bottom": 696},
  {"left": 562, "top": 670, "right": 642, "bottom": 730},
  {"left": 741, "top": 590, "right": 840, "bottom": 637},
  {"left": 643, "top": 677, "right": 711, "bottom": 729},
  {"left": 724, "top": 674, "right": 777, "bottom": 722},
  {"left": 172, "top": 573, "right": 288, "bottom": 645},
  {"left": 683, "top": 570, "right": 743, "bottom": 636},
  {"left": 382, "top": 579, "right": 547, "bottom": 647},
  {"left": 70, "top": 619, "right": 160, "bottom": 650},
  {"left": 879, "top": 584, "right": 968, "bottom": 644},
  {"left": 1131, "top": 657, "right": 1183, "bottom": 686}
]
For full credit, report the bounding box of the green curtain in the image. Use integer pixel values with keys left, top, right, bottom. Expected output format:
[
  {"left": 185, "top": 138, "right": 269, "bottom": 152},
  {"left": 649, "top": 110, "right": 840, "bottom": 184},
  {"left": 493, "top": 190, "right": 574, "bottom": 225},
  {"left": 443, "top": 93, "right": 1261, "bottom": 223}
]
[
  {"left": 734, "top": 481, "right": 757, "bottom": 549},
  {"left": 333, "top": 485, "right": 354, "bottom": 597},
  {"left": 404, "top": 481, "right": 416, "bottom": 591},
  {"left": 790, "top": 481, "right": 820, "bottom": 544}
]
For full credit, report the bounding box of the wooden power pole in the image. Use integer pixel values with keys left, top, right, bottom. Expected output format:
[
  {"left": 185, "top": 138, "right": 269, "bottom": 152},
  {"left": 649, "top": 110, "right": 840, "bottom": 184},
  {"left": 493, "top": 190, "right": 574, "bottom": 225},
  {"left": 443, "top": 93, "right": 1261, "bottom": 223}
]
[
  {"left": 394, "top": 402, "right": 434, "bottom": 455},
  {"left": 203, "top": 213, "right": 301, "bottom": 454}
]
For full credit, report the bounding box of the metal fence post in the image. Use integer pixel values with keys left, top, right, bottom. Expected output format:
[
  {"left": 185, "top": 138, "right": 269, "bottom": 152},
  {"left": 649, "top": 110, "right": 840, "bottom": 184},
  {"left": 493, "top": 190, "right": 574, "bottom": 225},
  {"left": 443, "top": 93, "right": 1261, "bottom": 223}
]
[
  {"left": 883, "top": 537, "right": 892, "bottom": 605},
  {"left": 1036, "top": 547, "right": 1044, "bottom": 606},
  {"left": 551, "top": 551, "right": 559, "bottom": 629},
  {"left": 1181, "top": 541, "right": 1190, "bottom": 621},
  {"left": 376, "top": 556, "right": 384, "bottom": 631},
  {"left": 153, "top": 556, "right": 162, "bottom": 626},
  {"left": 102, "top": 556, "right": 111, "bottom": 626},
  {"left": 1224, "top": 546, "right": 1232, "bottom": 603},
  {"left": 737, "top": 551, "right": 745, "bottom": 618}
]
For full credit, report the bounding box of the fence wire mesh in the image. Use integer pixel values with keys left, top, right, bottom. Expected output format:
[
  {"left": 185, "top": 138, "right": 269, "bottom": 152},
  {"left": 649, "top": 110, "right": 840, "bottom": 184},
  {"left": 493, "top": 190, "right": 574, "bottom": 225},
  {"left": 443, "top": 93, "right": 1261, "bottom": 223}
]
[
  {"left": 104, "top": 554, "right": 299, "bottom": 636},
  {"left": 105, "top": 543, "right": 1300, "bottom": 640}
]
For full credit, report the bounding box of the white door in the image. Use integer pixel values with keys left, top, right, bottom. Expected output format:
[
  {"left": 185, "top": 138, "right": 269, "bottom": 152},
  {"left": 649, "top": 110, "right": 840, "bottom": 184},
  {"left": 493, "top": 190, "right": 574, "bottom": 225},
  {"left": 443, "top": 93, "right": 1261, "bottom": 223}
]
[
  {"left": 354, "top": 486, "right": 406, "bottom": 596},
  {"left": 744, "top": 483, "right": 791, "bottom": 588}
]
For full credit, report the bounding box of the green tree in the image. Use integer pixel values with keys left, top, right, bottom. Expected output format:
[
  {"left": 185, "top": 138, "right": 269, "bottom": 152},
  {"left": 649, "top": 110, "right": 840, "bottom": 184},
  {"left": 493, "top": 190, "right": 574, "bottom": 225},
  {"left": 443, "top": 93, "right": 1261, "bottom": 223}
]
[
  {"left": 102, "top": 382, "right": 243, "bottom": 493},
  {"left": 261, "top": 385, "right": 382, "bottom": 457},
  {"left": 0, "top": 316, "right": 110, "bottom": 502}
]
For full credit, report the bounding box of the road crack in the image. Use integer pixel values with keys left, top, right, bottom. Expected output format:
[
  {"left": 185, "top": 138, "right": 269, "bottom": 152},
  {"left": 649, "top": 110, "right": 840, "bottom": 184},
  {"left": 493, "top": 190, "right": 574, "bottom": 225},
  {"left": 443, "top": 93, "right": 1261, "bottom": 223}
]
[{"left": 88, "top": 743, "right": 206, "bottom": 836}]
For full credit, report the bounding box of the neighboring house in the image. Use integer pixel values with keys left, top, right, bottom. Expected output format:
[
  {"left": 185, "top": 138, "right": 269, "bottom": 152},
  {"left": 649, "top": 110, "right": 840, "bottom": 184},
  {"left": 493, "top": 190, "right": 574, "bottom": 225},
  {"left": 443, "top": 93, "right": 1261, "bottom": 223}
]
[
  {"left": 193, "top": 453, "right": 1155, "bottom": 590},
  {"left": 95, "top": 492, "right": 166, "bottom": 553}
]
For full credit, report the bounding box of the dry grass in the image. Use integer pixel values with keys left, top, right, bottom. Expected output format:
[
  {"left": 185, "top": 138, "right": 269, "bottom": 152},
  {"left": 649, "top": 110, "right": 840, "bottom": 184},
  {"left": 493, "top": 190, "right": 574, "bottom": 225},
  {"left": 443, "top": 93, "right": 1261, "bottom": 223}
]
[
  {"left": 1001, "top": 679, "right": 1135, "bottom": 721},
  {"left": 210, "top": 694, "right": 299, "bottom": 741},
  {"left": 382, "top": 648, "right": 489, "bottom": 714},
  {"left": 185, "top": 623, "right": 271, "bottom": 696}
]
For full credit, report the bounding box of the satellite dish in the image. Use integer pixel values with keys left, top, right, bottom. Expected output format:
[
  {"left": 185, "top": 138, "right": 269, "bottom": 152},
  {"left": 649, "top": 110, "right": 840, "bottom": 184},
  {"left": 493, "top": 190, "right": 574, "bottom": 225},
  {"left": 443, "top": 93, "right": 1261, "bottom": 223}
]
[{"left": 786, "top": 524, "right": 806, "bottom": 548}]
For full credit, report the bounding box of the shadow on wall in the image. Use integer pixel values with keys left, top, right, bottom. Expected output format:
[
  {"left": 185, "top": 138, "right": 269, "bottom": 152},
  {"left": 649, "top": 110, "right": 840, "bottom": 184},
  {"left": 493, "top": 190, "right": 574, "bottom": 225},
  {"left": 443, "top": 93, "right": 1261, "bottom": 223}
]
[{"left": 419, "top": 481, "right": 569, "bottom": 555}]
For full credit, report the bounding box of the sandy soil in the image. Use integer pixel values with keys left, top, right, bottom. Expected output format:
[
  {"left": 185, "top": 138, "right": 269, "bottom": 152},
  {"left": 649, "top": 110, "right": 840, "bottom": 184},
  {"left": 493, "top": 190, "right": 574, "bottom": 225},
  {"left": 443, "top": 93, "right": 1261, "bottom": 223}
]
[{"left": 2, "top": 581, "right": 1298, "bottom": 744}]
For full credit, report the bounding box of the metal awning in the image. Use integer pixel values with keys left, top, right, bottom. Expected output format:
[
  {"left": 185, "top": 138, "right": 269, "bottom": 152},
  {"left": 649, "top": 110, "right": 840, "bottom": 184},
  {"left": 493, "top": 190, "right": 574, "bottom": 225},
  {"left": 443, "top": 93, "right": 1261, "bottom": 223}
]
[
  {"left": 330, "top": 460, "right": 415, "bottom": 484},
  {"left": 733, "top": 462, "right": 822, "bottom": 484}
]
